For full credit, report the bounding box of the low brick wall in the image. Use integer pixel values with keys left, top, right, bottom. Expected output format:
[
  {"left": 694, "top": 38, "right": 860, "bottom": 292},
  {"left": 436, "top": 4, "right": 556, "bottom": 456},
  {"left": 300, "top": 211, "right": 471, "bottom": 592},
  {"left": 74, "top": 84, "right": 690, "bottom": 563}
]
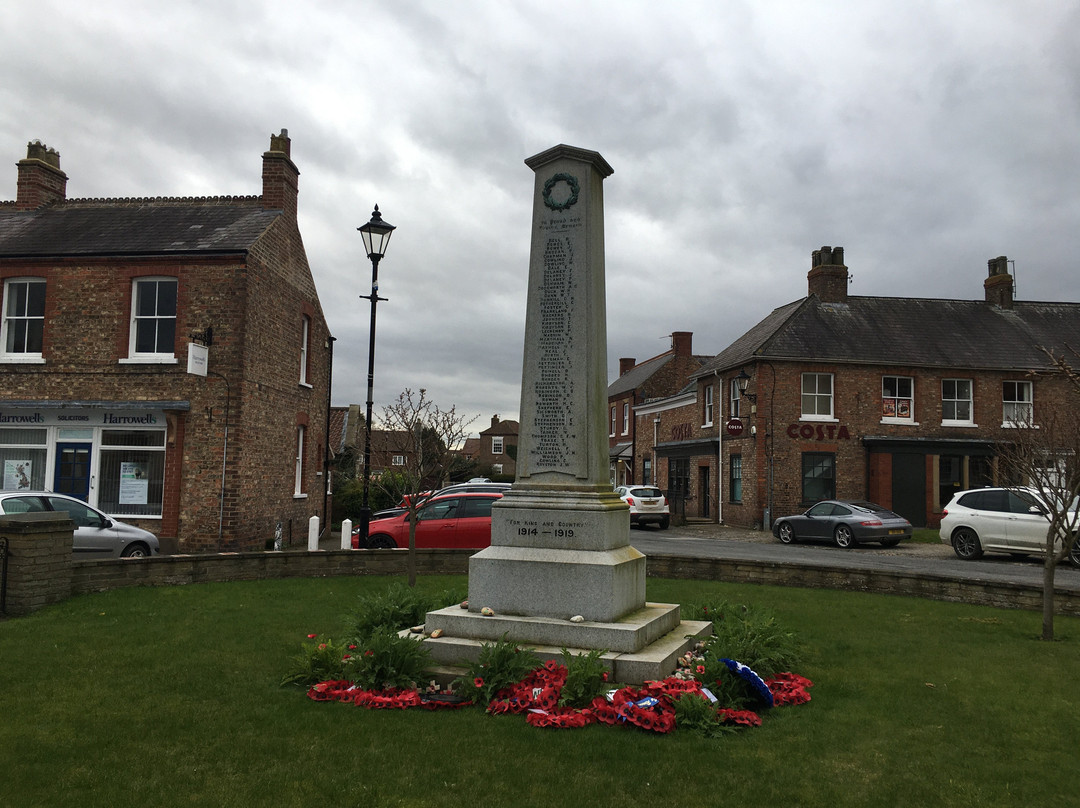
[
  {"left": 70, "top": 549, "right": 472, "bottom": 596},
  {"left": 1, "top": 513, "right": 75, "bottom": 616},
  {"left": 644, "top": 553, "right": 1080, "bottom": 616},
  {"left": 6, "top": 538, "right": 1077, "bottom": 618}
]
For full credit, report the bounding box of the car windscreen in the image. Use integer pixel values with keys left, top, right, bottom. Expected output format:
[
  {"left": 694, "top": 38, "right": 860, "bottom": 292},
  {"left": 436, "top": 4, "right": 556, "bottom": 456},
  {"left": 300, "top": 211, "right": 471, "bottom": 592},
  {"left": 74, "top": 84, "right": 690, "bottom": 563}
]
[{"left": 629, "top": 488, "right": 662, "bottom": 498}]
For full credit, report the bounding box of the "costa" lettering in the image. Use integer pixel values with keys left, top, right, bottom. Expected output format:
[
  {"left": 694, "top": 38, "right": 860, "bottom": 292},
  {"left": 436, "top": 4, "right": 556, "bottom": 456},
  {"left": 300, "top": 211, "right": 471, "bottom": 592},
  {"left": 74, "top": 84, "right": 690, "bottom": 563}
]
[{"left": 786, "top": 423, "right": 851, "bottom": 441}]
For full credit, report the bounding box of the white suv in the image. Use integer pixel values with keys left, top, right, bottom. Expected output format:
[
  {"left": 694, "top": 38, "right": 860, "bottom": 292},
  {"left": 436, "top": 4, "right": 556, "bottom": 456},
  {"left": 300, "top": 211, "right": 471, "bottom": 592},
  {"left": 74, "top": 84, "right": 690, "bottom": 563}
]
[
  {"left": 615, "top": 486, "right": 670, "bottom": 530},
  {"left": 939, "top": 487, "right": 1080, "bottom": 565}
]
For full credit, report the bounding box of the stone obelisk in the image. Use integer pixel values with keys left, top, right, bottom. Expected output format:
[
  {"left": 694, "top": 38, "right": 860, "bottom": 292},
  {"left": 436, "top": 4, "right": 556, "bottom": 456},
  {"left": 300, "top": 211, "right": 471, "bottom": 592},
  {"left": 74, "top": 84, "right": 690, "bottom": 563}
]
[
  {"left": 423, "top": 145, "right": 708, "bottom": 683},
  {"left": 467, "top": 144, "right": 645, "bottom": 622}
]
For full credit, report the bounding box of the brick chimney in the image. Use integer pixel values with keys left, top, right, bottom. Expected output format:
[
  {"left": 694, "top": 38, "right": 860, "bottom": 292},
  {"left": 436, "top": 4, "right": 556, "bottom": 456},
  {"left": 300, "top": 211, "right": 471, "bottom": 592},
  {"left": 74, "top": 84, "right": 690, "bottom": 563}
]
[
  {"left": 984, "top": 255, "right": 1014, "bottom": 309},
  {"left": 490, "top": 414, "right": 500, "bottom": 429},
  {"left": 619, "top": 358, "right": 636, "bottom": 376},
  {"left": 807, "top": 246, "right": 849, "bottom": 303},
  {"left": 262, "top": 129, "right": 299, "bottom": 221},
  {"left": 16, "top": 141, "right": 68, "bottom": 210},
  {"left": 671, "top": 331, "right": 692, "bottom": 357}
]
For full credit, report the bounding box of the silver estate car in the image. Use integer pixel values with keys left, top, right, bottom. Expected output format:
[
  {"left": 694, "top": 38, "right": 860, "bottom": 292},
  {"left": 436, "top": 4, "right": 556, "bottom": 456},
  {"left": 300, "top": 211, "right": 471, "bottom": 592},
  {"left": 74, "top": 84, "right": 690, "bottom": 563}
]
[{"left": 0, "top": 491, "right": 159, "bottom": 558}]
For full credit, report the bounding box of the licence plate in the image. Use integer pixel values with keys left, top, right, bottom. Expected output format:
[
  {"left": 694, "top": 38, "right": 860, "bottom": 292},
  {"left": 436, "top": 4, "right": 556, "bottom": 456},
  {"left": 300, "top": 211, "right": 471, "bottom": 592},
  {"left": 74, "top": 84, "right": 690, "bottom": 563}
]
[{"left": 888, "top": 529, "right": 903, "bottom": 535}]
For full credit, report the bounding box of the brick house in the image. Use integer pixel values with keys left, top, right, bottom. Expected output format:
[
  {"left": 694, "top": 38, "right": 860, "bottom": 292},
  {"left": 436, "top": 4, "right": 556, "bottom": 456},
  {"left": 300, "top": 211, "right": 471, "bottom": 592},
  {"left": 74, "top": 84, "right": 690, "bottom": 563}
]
[
  {"left": 637, "top": 247, "right": 1080, "bottom": 530},
  {"left": 475, "top": 415, "right": 519, "bottom": 479},
  {"left": 606, "top": 331, "right": 708, "bottom": 487},
  {"left": 331, "top": 404, "right": 416, "bottom": 477},
  {"left": 0, "top": 132, "right": 332, "bottom": 552}
]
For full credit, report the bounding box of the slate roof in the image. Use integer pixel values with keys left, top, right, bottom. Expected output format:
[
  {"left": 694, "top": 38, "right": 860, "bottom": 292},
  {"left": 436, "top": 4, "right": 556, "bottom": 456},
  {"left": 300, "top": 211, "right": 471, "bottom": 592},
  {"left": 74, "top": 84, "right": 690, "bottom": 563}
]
[
  {"left": 608, "top": 354, "right": 673, "bottom": 397},
  {"left": 480, "top": 419, "right": 519, "bottom": 436},
  {"left": 0, "top": 198, "right": 278, "bottom": 257},
  {"left": 694, "top": 295, "right": 1080, "bottom": 378}
]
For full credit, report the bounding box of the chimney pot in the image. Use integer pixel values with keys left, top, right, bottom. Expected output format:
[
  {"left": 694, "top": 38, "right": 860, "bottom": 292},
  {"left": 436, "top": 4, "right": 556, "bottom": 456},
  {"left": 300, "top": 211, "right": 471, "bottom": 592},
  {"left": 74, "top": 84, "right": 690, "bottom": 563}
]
[
  {"left": 807, "top": 245, "right": 849, "bottom": 303},
  {"left": 16, "top": 140, "right": 68, "bottom": 210},
  {"left": 619, "top": 358, "right": 636, "bottom": 376}
]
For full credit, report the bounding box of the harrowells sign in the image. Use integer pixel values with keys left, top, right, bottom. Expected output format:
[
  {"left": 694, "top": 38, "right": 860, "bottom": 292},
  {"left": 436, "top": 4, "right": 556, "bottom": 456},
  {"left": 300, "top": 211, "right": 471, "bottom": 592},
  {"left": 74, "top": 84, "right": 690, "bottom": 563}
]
[{"left": 0, "top": 409, "right": 160, "bottom": 427}]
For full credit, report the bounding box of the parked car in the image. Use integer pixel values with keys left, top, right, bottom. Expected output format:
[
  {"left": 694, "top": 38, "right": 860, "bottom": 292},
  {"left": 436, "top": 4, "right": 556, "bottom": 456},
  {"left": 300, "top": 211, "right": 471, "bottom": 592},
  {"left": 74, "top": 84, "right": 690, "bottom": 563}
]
[
  {"left": 940, "top": 487, "right": 1080, "bottom": 565},
  {"left": 0, "top": 491, "right": 160, "bottom": 558},
  {"left": 367, "top": 482, "right": 512, "bottom": 523},
  {"left": 615, "top": 486, "right": 670, "bottom": 529},
  {"left": 772, "top": 500, "right": 912, "bottom": 548},
  {"left": 352, "top": 491, "right": 504, "bottom": 549}
]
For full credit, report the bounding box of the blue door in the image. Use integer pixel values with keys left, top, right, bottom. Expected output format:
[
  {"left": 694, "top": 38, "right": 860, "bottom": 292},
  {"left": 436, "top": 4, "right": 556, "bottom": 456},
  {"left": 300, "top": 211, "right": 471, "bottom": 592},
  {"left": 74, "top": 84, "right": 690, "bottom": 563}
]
[{"left": 54, "top": 443, "right": 92, "bottom": 501}]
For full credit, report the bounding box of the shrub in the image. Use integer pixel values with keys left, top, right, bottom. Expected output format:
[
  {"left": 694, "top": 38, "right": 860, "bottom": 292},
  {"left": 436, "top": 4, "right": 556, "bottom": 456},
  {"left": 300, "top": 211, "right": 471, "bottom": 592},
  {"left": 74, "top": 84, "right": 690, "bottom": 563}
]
[
  {"left": 281, "top": 635, "right": 353, "bottom": 688},
  {"left": 348, "top": 583, "right": 467, "bottom": 639},
  {"left": 351, "top": 627, "right": 433, "bottom": 691},
  {"left": 557, "top": 647, "right": 610, "bottom": 708},
  {"left": 454, "top": 636, "right": 541, "bottom": 706},
  {"left": 672, "top": 692, "right": 735, "bottom": 738}
]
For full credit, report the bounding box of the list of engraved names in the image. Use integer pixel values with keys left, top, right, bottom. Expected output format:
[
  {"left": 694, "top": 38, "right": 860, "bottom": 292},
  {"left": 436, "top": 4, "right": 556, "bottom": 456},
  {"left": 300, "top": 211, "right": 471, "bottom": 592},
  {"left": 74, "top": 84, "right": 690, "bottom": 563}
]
[{"left": 530, "top": 230, "right": 577, "bottom": 471}]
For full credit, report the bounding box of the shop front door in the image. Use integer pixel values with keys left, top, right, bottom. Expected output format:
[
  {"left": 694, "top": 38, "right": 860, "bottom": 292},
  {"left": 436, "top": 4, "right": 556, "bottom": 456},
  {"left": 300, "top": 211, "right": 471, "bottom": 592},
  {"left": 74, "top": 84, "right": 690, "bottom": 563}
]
[
  {"left": 54, "top": 443, "right": 92, "bottom": 501},
  {"left": 891, "top": 452, "right": 926, "bottom": 527}
]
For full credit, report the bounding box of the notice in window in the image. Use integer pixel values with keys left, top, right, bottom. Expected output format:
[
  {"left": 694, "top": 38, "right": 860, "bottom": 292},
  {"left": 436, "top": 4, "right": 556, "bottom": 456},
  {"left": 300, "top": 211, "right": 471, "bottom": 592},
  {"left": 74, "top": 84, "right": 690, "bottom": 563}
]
[
  {"left": 119, "top": 462, "right": 149, "bottom": 505},
  {"left": 3, "top": 460, "right": 32, "bottom": 489}
]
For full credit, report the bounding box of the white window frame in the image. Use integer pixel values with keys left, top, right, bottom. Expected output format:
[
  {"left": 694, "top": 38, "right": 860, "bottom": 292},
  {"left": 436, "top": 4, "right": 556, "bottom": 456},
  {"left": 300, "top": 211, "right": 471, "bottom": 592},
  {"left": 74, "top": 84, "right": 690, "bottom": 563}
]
[
  {"left": 294, "top": 425, "right": 306, "bottom": 497},
  {"left": 703, "top": 385, "right": 714, "bottom": 426},
  {"left": 492, "top": 463, "right": 503, "bottom": 475},
  {"left": 1003, "top": 380, "right": 1033, "bottom": 426},
  {"left": 610, "top": 406, "right": 616, "bottom": 437},
  {"left": 299, "top": 315, "right": 311, "bottom": 386},
  {"left": 491, "top": 436, "right": 503, "bottom": 455},
  {"left": 801, "top": 373, "right": 835, "bottom": 421},
  {"left": 881, "top": 375, "right": 915, "bottom": 424},
  {"left": 942, "top": 378, "right": 975, "bottom": 426},
  {"left": 730, "top": 379, "right": 742, "bottom": 419},
  {"left": 123, "top": 277, "right": 178, "bottom": 364},
  {"left": 391, "top": 454, "right": 405, "bottom": 466},
  {"left": 622, "top": 403, "right": 630, "bottom": 435},
  {"left": 1, "top": 277, "right": 47, "bottom": 363}
]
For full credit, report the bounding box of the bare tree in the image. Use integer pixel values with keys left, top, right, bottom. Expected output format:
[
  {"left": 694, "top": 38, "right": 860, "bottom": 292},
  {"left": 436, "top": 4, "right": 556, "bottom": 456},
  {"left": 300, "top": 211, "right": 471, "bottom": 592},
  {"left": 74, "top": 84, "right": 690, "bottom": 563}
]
[
  {"left": 995, "top": 348, "right": 1080, "bottom": 640},
  {"left": 372, "top": 388, "right": 476, "bottom": 586}
]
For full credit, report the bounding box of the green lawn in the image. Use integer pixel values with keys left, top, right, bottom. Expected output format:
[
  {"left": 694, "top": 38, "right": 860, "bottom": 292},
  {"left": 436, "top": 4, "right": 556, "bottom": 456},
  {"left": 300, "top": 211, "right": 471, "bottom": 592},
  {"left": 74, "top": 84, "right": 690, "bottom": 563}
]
[{"left": 2, "top": 575, "right": 1076, "bottom": 808}]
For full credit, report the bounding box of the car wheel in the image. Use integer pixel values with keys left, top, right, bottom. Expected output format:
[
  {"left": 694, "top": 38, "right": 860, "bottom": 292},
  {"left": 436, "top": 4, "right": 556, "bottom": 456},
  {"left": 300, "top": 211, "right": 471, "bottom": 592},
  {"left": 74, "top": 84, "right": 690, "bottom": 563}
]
[
  {"left": 834, "top": 525, "right": 855, "bottom": 549},
  {"left": 658, "top": 517, "right": 670, "bottom": 530},
  {"left": 1069, "top": 538, "right": 1080, "bottom": 568},
  {"left": 121, "top": 542, "right": 150, "bottom": 558},
  {"left": 777, "top": 523, "right": 795, "bottom": 544},
  {"left": 880, "top": 537, "right": 900, "bottom": 548},
  {"left": 951, "top": 527, "right": 983, "bottom": 560},
  {"left": 370, "top": 534, "right": 396, "bottom": 549}
]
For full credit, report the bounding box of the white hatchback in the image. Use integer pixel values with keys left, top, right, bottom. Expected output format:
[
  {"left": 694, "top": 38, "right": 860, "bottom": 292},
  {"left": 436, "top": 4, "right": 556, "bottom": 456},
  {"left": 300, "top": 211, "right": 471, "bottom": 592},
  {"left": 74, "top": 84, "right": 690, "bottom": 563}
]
[
  {"left": 939, "top": 487, "right": 1080, "bottom": 565},
  {"left": 615, "top": 486, "right": 670, "bottom": 530}
]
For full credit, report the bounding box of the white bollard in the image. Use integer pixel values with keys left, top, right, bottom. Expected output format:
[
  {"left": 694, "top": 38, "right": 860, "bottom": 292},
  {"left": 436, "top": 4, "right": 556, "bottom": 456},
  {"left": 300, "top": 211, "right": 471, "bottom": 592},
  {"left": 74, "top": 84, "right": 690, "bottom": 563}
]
[
  {"left": 341, "top": 519, "right": 353, "bottom": 550},
  {"left": 308, "top": 515, "right": 320, "bottom": 551}
]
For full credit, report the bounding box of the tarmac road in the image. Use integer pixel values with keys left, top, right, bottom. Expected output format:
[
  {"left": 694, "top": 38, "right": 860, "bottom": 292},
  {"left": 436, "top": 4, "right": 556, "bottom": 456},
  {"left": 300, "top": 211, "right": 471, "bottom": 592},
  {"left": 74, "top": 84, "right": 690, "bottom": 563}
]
[{"left": 628, "top": 522, "right": 1080, "bottom": 594}]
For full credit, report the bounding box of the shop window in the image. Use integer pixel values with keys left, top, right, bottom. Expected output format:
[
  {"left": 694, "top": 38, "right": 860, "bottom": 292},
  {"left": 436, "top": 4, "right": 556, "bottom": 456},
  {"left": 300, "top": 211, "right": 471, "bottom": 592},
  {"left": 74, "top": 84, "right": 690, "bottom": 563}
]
[
  {"left": 942, "top": 379, "right": 973, "bottom": 425},
  {"left": 97, "top": 430, "right": 165, "bottom": 516},
  {"left": 703, "top": 385, "right": 714, "bottom": 426},
  {"left": 1002, "top": 381, "right": 1033, "bottom": 425},
  {"left": 729, "top": 455, "right": 742, "bottom": 503},
  {"left": 801, "top": 373, "right": 833, "bottom": 420},
  {"left": 299, "top": 315, "right": 311, "bottom": 386},
  {"left": 881, "top": 376, "right": 914, "bottom": 422},
  {"left": 1, "top": 278, "right": 46, "bottom": 362},
  {"left": 294, "top": 425, "right": 306, "bottom": 496},
  {"left": 801, "top": 452, "right": 835, "bottom": 502},
  {"left": 729, "top": 379, "right": 742, "bottom": 419},
  {"left": 0, "top": 428, "right": 48, "bottom": 490},
  {"left": 492, "top": 436, "right": 503, "bottom": 455},
  {"left": 938, "top": 454, "right": 963, "bottom": 509},
  {"left": 127, "top": 278, "right": 177, "bottom": 361}
]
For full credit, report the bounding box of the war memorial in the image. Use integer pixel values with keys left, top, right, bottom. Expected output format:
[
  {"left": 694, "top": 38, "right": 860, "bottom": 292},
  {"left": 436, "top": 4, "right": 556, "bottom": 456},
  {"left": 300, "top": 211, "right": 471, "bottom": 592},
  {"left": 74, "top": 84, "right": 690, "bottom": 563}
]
[{"left": 423, "top": 145, "right": 709, "bottom": 682}]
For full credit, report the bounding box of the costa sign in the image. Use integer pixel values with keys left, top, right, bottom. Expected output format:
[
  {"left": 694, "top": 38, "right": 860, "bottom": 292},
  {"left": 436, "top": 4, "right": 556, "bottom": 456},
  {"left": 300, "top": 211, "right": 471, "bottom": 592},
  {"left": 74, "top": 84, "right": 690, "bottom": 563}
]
[
  {"left": 786, "top": 423, "right": 851, "bottom": 441},
  {"left": 725, "top": 418, "right": 744, "bottom": 437}
]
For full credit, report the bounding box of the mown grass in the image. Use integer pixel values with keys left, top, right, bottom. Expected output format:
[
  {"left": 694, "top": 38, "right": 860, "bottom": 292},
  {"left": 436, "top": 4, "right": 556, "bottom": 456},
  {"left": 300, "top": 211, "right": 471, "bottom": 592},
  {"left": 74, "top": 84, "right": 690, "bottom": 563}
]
[
  {"left": 912, "top": 527, "right": 941, "bottom": 544},
  {"left": 1, "top": 575, "right": 1077, "bottom": 808}
]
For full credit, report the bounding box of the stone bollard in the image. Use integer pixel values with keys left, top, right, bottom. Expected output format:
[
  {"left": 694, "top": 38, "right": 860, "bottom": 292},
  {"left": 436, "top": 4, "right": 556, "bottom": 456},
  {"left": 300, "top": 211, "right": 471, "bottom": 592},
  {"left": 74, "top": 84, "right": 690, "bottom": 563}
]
[
  {"left": 341, "top": 519, "right": 353, "bottom": 550},
  {"left": 1, "top": 512, "right": 75, "bottom": 616},
  {"left": 307, "top": 515, "right": 320, "bottom": 551}
]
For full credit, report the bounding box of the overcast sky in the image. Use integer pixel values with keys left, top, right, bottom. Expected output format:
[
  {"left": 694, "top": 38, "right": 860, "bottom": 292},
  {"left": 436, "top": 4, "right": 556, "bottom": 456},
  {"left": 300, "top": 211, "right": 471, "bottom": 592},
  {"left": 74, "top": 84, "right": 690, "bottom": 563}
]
[{"left": 5, "top": 1, "right": 1078, "bottom": 436}]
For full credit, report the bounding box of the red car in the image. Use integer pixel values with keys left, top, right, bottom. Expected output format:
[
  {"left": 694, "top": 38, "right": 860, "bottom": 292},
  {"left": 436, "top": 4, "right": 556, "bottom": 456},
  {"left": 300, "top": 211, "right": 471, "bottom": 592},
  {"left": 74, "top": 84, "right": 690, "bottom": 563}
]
[{"left": 352, "top": 492, "right": 503, "bottom": 549}]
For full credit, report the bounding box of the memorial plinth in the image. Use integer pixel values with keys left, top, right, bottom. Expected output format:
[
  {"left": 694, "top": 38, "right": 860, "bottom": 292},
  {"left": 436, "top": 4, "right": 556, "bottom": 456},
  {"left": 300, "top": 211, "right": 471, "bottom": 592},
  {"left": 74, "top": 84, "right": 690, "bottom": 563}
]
[{"left": 423, "top": 145, "right": 709, "bottom": 682}]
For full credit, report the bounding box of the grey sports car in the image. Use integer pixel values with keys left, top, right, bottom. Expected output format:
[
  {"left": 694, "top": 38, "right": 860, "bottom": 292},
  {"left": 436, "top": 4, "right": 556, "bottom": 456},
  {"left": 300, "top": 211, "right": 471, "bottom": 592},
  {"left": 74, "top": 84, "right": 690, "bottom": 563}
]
[{"left": 771, "top": 500, "right": 912, "bottom": 548}]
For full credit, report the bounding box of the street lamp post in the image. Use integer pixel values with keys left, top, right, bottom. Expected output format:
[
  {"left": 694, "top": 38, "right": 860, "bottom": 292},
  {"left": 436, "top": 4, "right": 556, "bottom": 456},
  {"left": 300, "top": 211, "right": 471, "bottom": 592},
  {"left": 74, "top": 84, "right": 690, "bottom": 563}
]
[{"left": 356, "top": 205, "right": 395, "bottom": 547}]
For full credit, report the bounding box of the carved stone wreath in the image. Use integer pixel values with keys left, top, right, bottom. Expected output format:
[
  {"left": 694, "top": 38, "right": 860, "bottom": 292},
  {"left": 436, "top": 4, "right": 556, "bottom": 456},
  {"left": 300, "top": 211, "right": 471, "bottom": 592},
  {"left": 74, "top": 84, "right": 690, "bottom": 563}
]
[{"left": 542, "top": 173, "right": 580, "bottom": 211}]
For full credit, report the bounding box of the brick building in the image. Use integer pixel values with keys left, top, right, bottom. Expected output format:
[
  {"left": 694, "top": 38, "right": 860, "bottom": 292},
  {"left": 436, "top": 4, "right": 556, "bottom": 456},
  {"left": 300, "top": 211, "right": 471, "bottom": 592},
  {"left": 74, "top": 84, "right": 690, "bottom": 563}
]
[
  {"left": 607, "top": 331, "right": 708, "bottom": 487},
  {"left": 475, "top": 415, "right": 519, "bottom": 479},
  {"left": 636, "top": 247, "right": 1080, "bottom": 529},
  {"left": 0, "top": 132, "right": 332, "bottom": 552}
]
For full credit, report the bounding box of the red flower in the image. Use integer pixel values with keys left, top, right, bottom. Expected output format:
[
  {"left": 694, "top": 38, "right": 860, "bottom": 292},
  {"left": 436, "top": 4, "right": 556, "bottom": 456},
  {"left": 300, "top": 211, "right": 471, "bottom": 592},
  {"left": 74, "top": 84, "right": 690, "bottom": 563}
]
[
  {"left": 307, "top": 633, "right": 318, "bottom": 639},
  {"left": 544, "top": 659, "right": 558, "bottom": 672},
  {"left": 474, "top": 677, "right": 485, "bottom": 688},
  {"left": 318, "top": 643, "right": 327, "bottom": 651},
  {"left": 696, "top": 665, "right": 705, "bottom": 674},
  {"left": 342, "top": 654, "right": 352, "bottom": 660},
  {"left": 601, "top": 671, "right": 609, "bottom": 681},
  {"left": 348, "top": 644, "right": 357, "bottom": 651},
  {"left": 364, "top": 650, "right": 374, "bottom": 657}
]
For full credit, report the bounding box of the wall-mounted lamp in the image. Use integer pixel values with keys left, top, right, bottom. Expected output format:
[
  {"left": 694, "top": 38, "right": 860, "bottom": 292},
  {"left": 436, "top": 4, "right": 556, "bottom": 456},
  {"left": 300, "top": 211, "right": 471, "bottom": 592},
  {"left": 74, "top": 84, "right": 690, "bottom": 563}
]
[{"left": 734, "top": 368, "right": 757, "bottom": 402}]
